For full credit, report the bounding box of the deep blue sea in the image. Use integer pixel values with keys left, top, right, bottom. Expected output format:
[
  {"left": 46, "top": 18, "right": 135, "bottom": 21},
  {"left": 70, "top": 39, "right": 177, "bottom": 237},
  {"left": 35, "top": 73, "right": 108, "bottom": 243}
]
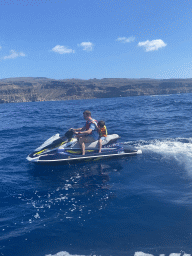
[{"left": 1, "top": 93, "right": 192, "bottom": 256}]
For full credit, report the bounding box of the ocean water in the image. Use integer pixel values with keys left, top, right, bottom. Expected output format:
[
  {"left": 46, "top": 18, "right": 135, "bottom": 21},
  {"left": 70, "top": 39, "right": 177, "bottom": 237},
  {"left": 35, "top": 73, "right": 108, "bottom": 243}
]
[{"left": 1, "top": 94, "right": 192, "bottom": 256}]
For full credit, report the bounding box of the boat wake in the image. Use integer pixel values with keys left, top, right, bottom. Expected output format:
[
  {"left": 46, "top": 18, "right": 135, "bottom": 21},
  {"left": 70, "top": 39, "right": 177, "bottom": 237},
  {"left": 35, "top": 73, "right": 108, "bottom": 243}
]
[
  {"left": 45, "top": 250, "right": 191, "bottom": 256},
  {"left": 128, "top": 138, "right": 192, "bottom": 174}
]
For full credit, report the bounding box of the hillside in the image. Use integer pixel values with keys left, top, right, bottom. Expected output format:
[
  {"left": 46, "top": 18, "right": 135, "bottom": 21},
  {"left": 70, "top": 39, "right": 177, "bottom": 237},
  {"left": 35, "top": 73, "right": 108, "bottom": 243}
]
[{"left": 1, "top": 77, "right": 192, "bottom": 103}]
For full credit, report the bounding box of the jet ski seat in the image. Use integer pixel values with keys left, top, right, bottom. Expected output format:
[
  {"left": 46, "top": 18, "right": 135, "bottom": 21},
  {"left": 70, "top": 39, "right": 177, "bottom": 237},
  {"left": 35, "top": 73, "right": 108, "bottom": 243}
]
[{"left": 69, "top": 134, "right": 120, "bottom": 149}]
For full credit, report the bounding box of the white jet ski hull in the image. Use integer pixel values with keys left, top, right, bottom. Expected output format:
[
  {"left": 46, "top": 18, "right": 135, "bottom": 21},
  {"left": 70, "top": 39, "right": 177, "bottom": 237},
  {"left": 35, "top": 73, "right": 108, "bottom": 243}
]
[{"left": 26, "top": 132, "right": 142, "bottom": 164}]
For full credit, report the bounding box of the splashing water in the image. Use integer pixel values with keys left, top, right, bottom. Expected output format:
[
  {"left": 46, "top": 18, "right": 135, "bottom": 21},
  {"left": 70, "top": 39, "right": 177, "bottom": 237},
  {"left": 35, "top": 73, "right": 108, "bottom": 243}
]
[{"left": 132, "top": 138, "right": 192, "bottom": 174}]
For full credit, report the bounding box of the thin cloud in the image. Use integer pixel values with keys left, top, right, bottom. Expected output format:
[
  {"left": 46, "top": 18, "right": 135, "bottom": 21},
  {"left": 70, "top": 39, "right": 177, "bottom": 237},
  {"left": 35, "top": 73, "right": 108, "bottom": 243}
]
[
  {"left": 52, "top": 45, "right": 75, "bottom": 54},
  {"left": 138, "top": 39, "right": 167, "bottom": 52},
  {"left": 3, "top": 50, "right": 26, "bottom": 60},
  {"left": 116, "top": 36, "right": 135, "bottom": 43},
  {"left": 78, "top": 42, "right": 93, "bottom": 51}
]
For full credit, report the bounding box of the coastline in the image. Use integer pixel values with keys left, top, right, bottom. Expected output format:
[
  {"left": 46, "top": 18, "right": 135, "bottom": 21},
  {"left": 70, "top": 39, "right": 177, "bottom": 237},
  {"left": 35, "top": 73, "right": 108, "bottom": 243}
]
[{"left": 1, "top": 77, "right": 192, "bottom": 104}]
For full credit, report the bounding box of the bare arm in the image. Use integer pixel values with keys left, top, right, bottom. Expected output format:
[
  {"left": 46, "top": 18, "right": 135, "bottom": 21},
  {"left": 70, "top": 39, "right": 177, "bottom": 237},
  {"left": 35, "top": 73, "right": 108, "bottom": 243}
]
[
  {"left": 76, "top": 128, "right": 92, "bottom": 135},
  {"left": 72, "top": 126, "right": 86, "bottom": 132},
  {"left": 72, "top": 126, "right": 87, "bottom": 135}
]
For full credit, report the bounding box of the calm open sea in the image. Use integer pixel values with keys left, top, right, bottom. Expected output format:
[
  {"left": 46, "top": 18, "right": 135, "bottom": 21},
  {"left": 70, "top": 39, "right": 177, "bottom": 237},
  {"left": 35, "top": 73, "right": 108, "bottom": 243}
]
[{"left": 1, "top": 94, "right": 192, "bottom": 256}]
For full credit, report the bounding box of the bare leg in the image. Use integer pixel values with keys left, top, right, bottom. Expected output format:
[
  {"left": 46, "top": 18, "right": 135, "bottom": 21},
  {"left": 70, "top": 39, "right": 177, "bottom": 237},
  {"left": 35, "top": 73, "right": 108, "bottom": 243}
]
[
  {"left": 79, "top": 136, "right": 89, "bottom": 155},
  {"left": 99, "top": 138, "right": 102, "bottom": 153},
  {"left": 81, "top": 142, "right": 85, "bottom": 155},
  {"left": 78, "top": 136, "right": 95, "bottom": 155},
  {"left": 79, "top": 137, "right": 85, "bottom": 155}
]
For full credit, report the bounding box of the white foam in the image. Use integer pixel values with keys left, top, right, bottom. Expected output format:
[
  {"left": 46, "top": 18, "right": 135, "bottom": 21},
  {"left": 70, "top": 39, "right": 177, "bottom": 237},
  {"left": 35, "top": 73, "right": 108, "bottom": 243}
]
[
  {"left": 134, "top": 252, "right": 190, "bottom": 256},
  {"left": 34, "top": 213, "right": 40, "bottom": 219},
  {"left": 45, "top": 251, "right": 96, "bottom": 256},
  {"left": 46, "top": 252, "right": 191, "bottom": 256},
  {"left": 135, "top": 138, "right": 192, "bottom": 174},
  {"left": 134, "top": 252, "right": 154, "bottom": 256}
]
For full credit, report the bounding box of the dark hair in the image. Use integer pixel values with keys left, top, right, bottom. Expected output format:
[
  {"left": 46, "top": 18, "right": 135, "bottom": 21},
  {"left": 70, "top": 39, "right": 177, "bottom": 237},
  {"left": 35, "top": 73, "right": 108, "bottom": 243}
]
[
  {"left": 83, "top": 110, "right": 91, "bottom": 117},
  {"left": 98, "top": 120, "right": 105, "bottom": 127}
]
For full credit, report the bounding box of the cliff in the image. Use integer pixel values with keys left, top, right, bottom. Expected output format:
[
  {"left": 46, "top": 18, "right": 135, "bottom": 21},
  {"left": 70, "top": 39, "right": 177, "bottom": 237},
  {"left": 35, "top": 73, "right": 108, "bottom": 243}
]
[{"left": 1, "top": 77, "right": 192, "bottom": 103}]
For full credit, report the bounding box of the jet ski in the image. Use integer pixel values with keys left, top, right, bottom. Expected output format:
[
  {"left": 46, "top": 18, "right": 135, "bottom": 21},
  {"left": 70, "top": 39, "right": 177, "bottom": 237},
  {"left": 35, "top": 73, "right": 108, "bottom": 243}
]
[{"left": 26, "top": 129, "right": 142, "bottom": 164}]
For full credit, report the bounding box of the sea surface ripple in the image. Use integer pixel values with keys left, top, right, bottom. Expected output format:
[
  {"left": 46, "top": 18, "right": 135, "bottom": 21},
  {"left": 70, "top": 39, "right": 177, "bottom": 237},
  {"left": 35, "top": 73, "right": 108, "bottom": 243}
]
[{"left": 1, "top": 94, "right": 192, "bottom": 256}]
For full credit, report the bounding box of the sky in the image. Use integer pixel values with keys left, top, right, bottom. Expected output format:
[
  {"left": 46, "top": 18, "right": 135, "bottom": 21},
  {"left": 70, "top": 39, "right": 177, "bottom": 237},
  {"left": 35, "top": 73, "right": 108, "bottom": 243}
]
[{"left": 0, "top": 0, "right": 192, "bottom": 80}]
